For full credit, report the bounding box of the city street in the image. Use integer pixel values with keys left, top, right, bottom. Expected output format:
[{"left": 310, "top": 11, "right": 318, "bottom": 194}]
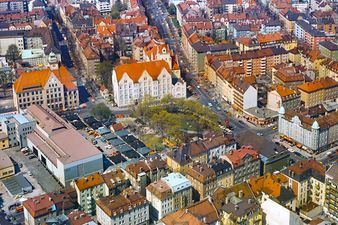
[{"left": 142, "top": 0, "right": 278, "bottom": 140}]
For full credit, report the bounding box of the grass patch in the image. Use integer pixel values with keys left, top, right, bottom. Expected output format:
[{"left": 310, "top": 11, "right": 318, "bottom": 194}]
[{"left": 141, "top": 134, "right": 164, "bottom": 151}]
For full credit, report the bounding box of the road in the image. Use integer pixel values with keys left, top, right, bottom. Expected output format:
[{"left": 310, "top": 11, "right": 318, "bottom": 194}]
[{"left": 142, "top": 0, "right": 278, "bottom": 139}]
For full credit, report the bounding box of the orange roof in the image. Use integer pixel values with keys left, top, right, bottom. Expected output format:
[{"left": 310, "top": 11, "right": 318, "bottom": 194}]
[
  {"left": 249, "top": 172, "right": 288, "bottom": 198},
  {"left": 257, "top": 32, "right": 283, "bottom": 44},
  {"left": 273, "top": 85, "right": 296, "bottom": 97},
  {"left": 114, "top": 60, "right": 171, "bottom": 82},
  {"left": 297, "top": 77, "right": 338, "bottom": 93},
  {"left": 83, "top": 46, "right": 100, "bottom": 60},
  {"left": 225, "top": 146, "right": 259, "bottom": 168},
  {"left": 74, "top": 172, "right": 104, "bottom": 191},
  {"left": 14, "top": 66, "right": 77, "bottom": 93}
]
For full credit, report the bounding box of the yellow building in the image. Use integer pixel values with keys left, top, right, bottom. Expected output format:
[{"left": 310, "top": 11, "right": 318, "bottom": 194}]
[
  {"left": 0, "top": 150, "right": 14, "bottom": 179},
  {"left": 0, "top": 132, "right": 9, "bottom": 150},
  {"left": 319, "top": 59, "right": 338, "bottom": 81},
  {"left": 297, "top": 77, "right": 338, "bottom": 108}
]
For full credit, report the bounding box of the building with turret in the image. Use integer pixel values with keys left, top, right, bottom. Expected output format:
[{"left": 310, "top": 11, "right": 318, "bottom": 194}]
[{"left": 278, "top": 106, "right": 338, "bottom": 151}]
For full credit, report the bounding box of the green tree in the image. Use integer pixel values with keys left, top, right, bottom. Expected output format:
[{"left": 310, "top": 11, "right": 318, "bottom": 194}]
[
  {"left": 97, "top": 61, "right": 113, "bottom": 90},
  {"left": 6, "top": 44, "right": 21, "bottom": 64},
  {"left": 111, "top": 0, "right": 127, "bottom": 19},
  {"left": 168, "top": 3, "right": 176, "bottom": 15},
  {"left": 91, "top": 103, "right": 112, "bottom": 120}
]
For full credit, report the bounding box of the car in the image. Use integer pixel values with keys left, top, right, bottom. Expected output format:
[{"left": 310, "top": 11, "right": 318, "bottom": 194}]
[
  {"left": 197, "top": 85, "right": 200, "bottom": 89},
  {"left": 208, "top": 102, "right": 213, "bottom": 107},
  {"left": 28, "top": 155, "right": 36, "bottom": 159},
  {"left": 256, "top": 132, "right": 263, "bottom": 136},
  {"left": 105, "top": 145, "right": 112, "bottom": 149},
  {"left": 238, "top": 120, "right": 245, "bottom": 124},
  {"left": 294, "top": 152, "right": 304, "bottom": 157},
  {"left": 216, "top": 107, "right": 221, "bottom": 111},
  {"left": 27, "top": 171, "right": 32, "bottom": 176}
]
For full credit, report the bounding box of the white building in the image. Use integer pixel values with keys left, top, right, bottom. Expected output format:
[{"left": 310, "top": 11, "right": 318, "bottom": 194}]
[
  {"left": 26, "top": 105, "right": 103, "bottom": 186},
  {"left": 261, "top": 198, "right": 302, "bottom": 225},
  {"left": 96, "top": 0, "right": 113, "bottom": 14},
  {"left": 112, "top": 60, "right": 186, "bottom": 107},
  {"left": 278, "top": 107, "right": 338, "bottom": 151},
  {"left": 96, "top": 188, "right": 149, "bottom": 225},
  {"left": 0, "top": 32, "right": 24, "bottom": 56},
  {"left": 0, "top": 112, "right": 36, "bottom": 148},
  {"left": 146, "top": 173, "right": 193, "bottom": 222}
]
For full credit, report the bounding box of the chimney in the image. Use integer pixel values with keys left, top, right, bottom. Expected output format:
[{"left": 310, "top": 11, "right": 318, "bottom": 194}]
[
  {"left": 225, "top": 196, "right": 229, "bottom": 204},
  {"left": 238, "top": 190, "right": 244, "bottom": 198}
]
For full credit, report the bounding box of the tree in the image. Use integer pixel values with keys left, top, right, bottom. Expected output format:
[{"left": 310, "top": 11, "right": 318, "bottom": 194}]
[
  {"left": 111, "top": 0, "right": 127, "bottom": 19},
  {"left": 97, "top": 61, "right": 113, "bottom": 90},
  {"left": 91, "top": 103, "right": 112, "bottom": 120},
  {"left": 6, "top": 44, "right": 21, "bottom": 64},
  {"left": 168, "top": 3, "right": 176, "bottom": 15}
]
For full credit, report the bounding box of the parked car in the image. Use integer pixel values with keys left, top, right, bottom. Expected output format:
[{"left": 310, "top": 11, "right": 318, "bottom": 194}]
[{"left": 28, "top": 155, "right": 36, "bottom": 159}]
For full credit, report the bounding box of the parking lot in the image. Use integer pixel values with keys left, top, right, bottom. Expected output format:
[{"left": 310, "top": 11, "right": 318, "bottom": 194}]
[
  {"left": 59, "top": 111, "right": 155, "bottom": 170},
  {"left": 3, "top": 147, "right": 62, "bottom": 194}
]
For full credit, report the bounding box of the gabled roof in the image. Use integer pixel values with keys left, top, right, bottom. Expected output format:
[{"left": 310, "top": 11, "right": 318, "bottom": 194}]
[
  {"left": 114, "top": 60, "right": 171, "bottom": 82},
  {"left": 297, "top": 77, "right": 338, "bottom": 93},
  {"left": 14, "top": 65, "right": 77, "bottom": 93}
]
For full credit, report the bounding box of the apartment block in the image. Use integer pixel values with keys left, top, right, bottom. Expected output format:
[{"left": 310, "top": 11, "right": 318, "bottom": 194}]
[
  {"left": 222, "top": 146, "right": 261, "bottom": 184},
  {"left": 325, "top": 164, "right": 338, "bottom": 220},
  {"left": 146, "top": 173, "right": 193, "bottom": 221},
  {"left": 0, "top": 113, "right": 36, "bottom": 148},
  {"left": 73, "top": 173, "right": 106, "bottom": 214},
  {"left": 125, "top": 157, "right": 169, "bottom": 195},
  {"left": 212, "top": 182, "right": 263, "bottom": 225},
  {"left": 249, "top": 172, "right": 297, "bottom": 211},
  {"left": 23, "top": 189, "right": 77, "bottom": 225},
  {"left": 166, "top": 133, "right": 236, "bottom": 172},
  {"left": 96, "top": 188, "right": 150, "bottom": 225},
  {"left": 13, "top": 65, "right": 79, "bottom": 111},
  {"left": 185, "top": 163, "right": 217, "bottom": 200},
  {"left": 0, "top": 0, "right": 28, "bottom": 13},
  {"left": 267, "top": 85, "right": 301, "bottom": 112},
  {"left": 272, "top": 64, "right": 305, "bottom": 90},
  {"left": 297, "top": 77, "right": 338, "bottom": 108},
  {"left": 282, "top": 159, "right": 326, "bottom": 208},
  {"left": 294, "top": 20, "right": 333, "bottom": 49},
  {"left": 211, "top": 159, "right": 234, "bottom": 188}
]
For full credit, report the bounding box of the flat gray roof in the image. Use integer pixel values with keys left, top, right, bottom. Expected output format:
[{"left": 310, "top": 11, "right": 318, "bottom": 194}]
[
  {"left": 245, "top": 107, "right": 278, "bottom": 119},
  {"left": 2, "top": 174, "right": 32, "bottom": 196}
]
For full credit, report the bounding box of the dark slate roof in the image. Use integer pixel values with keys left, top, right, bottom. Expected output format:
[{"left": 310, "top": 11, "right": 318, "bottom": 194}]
[
  {"left": 211, "top": 160, "right": 233, "bottom": 176},
  {"left": 284, "top": 11, "right": 306, "bottom": 21},
  {"left": 235, "top": 131, "right": 287, "bottom": 158},
  {"left": 296, "top": 20, "right": 326, "bottom": 37},
  {"left": 0, "top": 30, "right": 28, "bottom": 37},
  {"left": 277, "top": 187, "right": 295, "bottom": 204},
  {"left": 319, "top": 41, "right": 338, "bottom": 51}
]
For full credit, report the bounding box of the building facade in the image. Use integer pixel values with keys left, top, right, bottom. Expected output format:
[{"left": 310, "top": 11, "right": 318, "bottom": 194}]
[
  {"left": 0, "top": 150, "right": 14, "bottom": 179},
  {"left": 278, "top": 107, "right": 338, "bottom": 151},
  {"left": 325, "top": 164, "right": 338, "bottom": 221},
  {"left": 185, "top": 163, "right": 217, "bottom": 200},
  {"left": 297, "top": 77, "right": 338, "bottom": 108},
  {"left": 0, "top": 113, "right": 36, "bottom": 148},
  {"left": 112, "top": 60, "right": 186, "bottom": 107},
  {"left": 26, "top": 105, "right": 103, "bottom": 186},
  {"left": 13, "top": 65, "right": 79, "bottom": 111},
  {"left": 222, "top": 146, "right": 261, "bottom": 184},
  {"left": 96, "top": 188, "right": 150, "bottom": 225},
  {"left": 146, "top": 173, "right": 193, "bottom": 222}
]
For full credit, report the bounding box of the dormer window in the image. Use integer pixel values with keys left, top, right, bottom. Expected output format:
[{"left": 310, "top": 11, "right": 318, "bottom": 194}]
[{"left": 162, "top": 48, "right": 166, "bottom": 54}]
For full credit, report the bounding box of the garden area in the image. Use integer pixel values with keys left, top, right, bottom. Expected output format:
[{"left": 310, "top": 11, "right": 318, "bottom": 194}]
[{"left": 131, "top": 95, "right": 221, "bottom": 146}]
